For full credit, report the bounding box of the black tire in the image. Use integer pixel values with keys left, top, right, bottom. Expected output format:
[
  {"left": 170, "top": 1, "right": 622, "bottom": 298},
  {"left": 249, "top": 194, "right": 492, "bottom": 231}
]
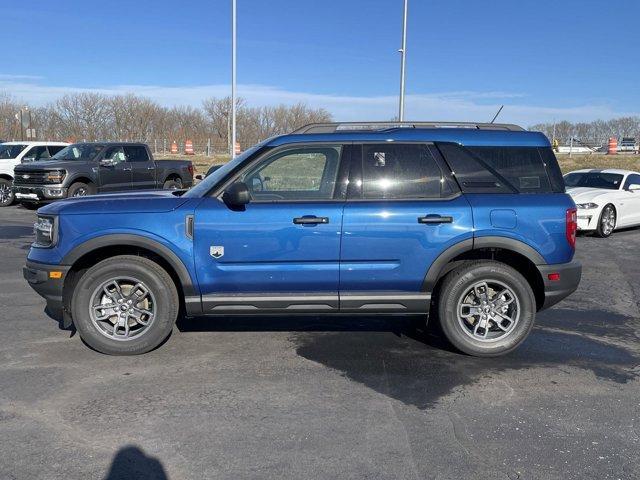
[
  {"left": 0, "top": 178, "right": 15, "bottom": 207},
  {"left": 70, "top": 255, "right": 179, "bottom": 355},
  {"left": 20, "top": 202, "right": 40, "bottom": 210},
  {"left": 437, "top": 260, "right": 536, "bottom": 357},
  {"left": 163, "top": 177, "right": 183, "bottom": 190},
  {"left": 67, "top": 182, "right": 96, "bottom": 198},
  {"left": 595, "top": 204, "right": 616, "bottom": 238}
]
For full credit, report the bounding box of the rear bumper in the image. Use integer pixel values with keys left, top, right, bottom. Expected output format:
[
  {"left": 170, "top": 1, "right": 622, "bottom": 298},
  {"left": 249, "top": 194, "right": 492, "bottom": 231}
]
[
  {"left": 23, "top": 260, "right": 70, "bottom": 318},
  {"left": 537, "top": 260, "right": 582, "bottom": 310},
  {"left": 13, "top": 184, "right": 67, "bottom": 202}
]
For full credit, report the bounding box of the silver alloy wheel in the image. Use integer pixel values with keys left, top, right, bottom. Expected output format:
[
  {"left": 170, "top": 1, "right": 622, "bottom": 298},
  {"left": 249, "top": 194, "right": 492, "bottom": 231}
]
[
  {"left": 456, "top": 280, "right": 520, "bottom": 342},
  {"left": 600, "top": 206, "right": 616, "bottom": 236},
  {"left": 0, "top": 182, "right": 12, "bottom": 205},
  {"left": 89, "top": 277, "right": 156, "bottom": 341}
]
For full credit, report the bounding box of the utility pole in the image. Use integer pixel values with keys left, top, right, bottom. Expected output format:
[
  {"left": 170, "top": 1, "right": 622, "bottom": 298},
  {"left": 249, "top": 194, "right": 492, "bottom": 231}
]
[
  {"left": 398, "top": 0, "right": 408, "bottom": 121},
  {"left": 231, "top": 0, "right": 237, "bottom": 158}
]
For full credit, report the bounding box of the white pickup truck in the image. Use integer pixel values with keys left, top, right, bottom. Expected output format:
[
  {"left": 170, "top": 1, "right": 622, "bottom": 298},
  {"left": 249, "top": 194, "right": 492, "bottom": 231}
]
[{"left": 0, "top": 141, "right": 68, "bottom": 207}]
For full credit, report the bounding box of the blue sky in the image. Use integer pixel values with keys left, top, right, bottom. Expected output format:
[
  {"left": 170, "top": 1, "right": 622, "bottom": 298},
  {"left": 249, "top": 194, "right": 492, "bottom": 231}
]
[{"left": 1, "top": 0, "right": 638, "bottom": 125}]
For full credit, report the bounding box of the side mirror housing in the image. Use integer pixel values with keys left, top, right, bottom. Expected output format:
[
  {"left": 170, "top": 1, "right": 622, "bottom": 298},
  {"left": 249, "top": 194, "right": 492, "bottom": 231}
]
[
  {"left": 100, "top": 158, "right": 117, "bottom": 167},
  {"left": 628, "top": 183, "right": 640, "bottom": 192},
  {"left": 223, "top": 182, "right": 251, "bottom": 208}
]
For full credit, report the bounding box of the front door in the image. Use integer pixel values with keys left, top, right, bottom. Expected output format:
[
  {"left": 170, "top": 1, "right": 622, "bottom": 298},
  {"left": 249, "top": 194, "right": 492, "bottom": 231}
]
[
  {"left": 339, "top": 143, "right": 473, "bottom": 312},
  {"left": 194, "top": 144, "right": 347, "bottom": 313},
  {"left": 621, "top": 173, "right": 640, "bottom": 226},
  {"left": 98, "top": 146, "right": 132, "bottom": 192}
]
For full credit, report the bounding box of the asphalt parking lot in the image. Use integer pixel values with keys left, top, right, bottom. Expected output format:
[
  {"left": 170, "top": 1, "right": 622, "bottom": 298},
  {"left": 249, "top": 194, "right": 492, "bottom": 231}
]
[{"left": 1, "top": 206, "right": 639, "bottom": 480}]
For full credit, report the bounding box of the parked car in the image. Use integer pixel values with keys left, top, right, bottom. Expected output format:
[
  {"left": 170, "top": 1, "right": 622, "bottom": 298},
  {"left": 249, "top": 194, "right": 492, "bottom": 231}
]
[
  {"left": 12, "top": 142, "right": 194, "bottom": 208},
  {"left": 23, "top": 122, "right": 581, "bottom": 356},
  {"left": 0, "top": 141, "right": 69, "bottom": 207},
  {"left": 564, "top": 168, "right": 640, "bottom": 237},
  {"left": 618, "top": 137, "right": 637, "bottom": 153}
]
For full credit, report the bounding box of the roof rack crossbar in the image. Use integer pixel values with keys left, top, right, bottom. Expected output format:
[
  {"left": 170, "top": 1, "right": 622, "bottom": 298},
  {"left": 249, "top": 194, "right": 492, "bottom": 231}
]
[{"left": 291, "top": 121, "right": 524, "bottom": 134}]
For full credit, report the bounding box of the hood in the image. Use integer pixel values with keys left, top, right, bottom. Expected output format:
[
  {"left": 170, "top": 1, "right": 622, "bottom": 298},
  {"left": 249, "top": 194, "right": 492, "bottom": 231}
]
[
  {"left": 566, "top": 187, "right": 617, "bottom": 204},
  {"left": 38, "top": 190, "right": 192, "bottom": 215},
  {"left": 15, "top": 160, "right": 89, "bottom": 170}
]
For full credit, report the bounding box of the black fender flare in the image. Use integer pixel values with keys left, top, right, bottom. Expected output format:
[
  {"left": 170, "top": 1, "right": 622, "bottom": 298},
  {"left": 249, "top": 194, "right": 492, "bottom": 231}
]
[
  {"left": 61, "top": 233, "right": 197, "bottom": 296},
  {"left": 422, "top": 236, "right": 546, "bottom": 292}
]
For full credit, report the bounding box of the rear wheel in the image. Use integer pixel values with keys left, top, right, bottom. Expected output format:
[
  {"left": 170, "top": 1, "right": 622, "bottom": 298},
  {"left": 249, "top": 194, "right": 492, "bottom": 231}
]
[
  {"left": 70, "top": 255, "right": 179, "bottom": 355},
  {"left": 437, "top": 261, "right": 536, "bottom": 357},
  {"left": 595, "top": 204, "right": 616, "bottom": 238},
  {"left": 163, "top": 177, "right": 183, "bottom": 190},
  {"left": 0, "top": 178, "right": 14, "bottom": 207}
]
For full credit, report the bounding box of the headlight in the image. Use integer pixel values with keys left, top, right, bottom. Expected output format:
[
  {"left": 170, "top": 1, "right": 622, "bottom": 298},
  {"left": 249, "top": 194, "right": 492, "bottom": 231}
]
[
  {"left": 33, "top": 215, "right": 57, "bottom": 248},
  {"left": 45, "top": 170, "right": 66, "bottom": 183},
  {"left": 576, "top": 202, "right": 599, "bottom": 210}
]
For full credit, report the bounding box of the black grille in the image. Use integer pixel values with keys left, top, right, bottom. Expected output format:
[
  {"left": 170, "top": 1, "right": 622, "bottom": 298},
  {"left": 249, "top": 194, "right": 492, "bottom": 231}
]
[{"left": 13, "top": 170, "right": 53, "bottom": 185}]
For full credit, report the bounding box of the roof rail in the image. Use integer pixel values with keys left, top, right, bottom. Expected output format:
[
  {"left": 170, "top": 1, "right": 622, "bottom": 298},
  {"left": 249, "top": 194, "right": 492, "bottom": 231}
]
[{"left": 291, "top": 121, "right": 525, "bottom": 134}]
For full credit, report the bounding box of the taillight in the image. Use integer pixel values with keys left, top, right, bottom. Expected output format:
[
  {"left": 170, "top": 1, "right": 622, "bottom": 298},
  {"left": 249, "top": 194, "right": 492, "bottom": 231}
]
[
  {"left": 188, "top": 164, "right": 194, "bottom": 176},
  {"left": 566, "top": 207, "right": 577, "bottom": 249}
]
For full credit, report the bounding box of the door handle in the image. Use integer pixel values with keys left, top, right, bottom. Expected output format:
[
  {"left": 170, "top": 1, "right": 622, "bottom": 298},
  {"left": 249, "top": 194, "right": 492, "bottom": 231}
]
[
  {"left": 418, "top": 214, "right": 453, "bottom": 224},
  {"left": 123, "top": 167, "right": 132, "bottom": 171},
  {"left": 147, "top": 166, "right": 155, "bottom": 170},
  {"left": 293, "top": 216, "right": 329, "bottom": 225}
]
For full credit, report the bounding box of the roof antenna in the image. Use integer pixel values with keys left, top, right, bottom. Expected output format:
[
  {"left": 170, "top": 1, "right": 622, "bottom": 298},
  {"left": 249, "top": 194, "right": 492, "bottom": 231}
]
[{"left": 489, "top": 105, "right": 504, "bottom": 124}]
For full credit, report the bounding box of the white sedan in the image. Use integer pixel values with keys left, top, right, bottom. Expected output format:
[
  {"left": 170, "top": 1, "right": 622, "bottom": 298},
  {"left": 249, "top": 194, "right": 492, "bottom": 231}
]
[{"left": 564, "top": 169, "right": 640, "bottom": 237}]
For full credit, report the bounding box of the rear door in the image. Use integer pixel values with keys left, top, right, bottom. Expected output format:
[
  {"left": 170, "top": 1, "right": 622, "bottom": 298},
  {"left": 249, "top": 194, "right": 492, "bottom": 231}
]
[
  {"left": 125, "top": 145, "right": 156, "bottom": 190},
  {"left": 193, "top": 144, "right": 348, "bottom": 313},
  {"left": 98, "top": 146, "right": 132, "bottom": 192},
  {"left": 339, "top": 143, "right": 473, "bottom": 312}
]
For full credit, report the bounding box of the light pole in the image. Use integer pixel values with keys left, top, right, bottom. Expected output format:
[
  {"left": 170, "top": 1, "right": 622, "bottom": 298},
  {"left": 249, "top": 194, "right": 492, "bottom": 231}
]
[
  {"left": 231, "top": 0, "right": 237, "bottom": 158},
  {"left": 398, "top": 0, "right": 408, "bottom": 121}
]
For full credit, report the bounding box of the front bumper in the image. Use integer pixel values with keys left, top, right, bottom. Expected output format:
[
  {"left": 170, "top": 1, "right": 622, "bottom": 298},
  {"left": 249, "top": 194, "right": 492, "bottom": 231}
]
[
  {"left": 576, "top": 213, "right": 597, "bottom": 231},
  {"left": 537, "top": 260, "right": 582, "bottom": 310},
  {"left": 13, "top": 184, "right": 67, "bottom": 202},
  {"left": 23, "top": 260, "right": 70, "bottom": 319}
]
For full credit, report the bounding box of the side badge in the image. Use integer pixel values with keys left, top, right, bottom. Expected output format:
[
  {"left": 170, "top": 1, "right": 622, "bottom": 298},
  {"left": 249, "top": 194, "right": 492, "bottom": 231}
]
[{"left": 210, "top": 246, "right": 224, "bottom": 259}]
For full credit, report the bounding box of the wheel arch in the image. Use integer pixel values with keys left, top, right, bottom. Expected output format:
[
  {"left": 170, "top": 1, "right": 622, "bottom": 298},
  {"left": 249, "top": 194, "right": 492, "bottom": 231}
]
[
  {"left": 67, "top": 176, "right": 95, "bottom": 187},
  {"left": 61, "top": 234, "right": 198, "bottom": 320},
  {"left": 0, "top": 173, "right": 14, "bottom": 181},
  {"left": 424, "top": 236, "right": 546, "bottom": 311}
]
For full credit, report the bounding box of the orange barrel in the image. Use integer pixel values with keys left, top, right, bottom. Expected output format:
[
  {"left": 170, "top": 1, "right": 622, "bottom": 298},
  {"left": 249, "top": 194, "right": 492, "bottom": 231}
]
[
  {"left": 185, "top": 139, "right": 195, "bottom": 155},
  {"left": 607, "top": 137, "right": 618, "bottom": 155},
  {"left": 170, "top": 141, "right": 178, "bottom": 154},
  {"left": 234, "top": 142, "right": 241, "bottom": 155}
]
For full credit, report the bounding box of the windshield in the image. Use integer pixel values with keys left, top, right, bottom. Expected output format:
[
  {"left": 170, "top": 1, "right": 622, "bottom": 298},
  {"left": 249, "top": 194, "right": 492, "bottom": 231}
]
[
  {"left": 52, "top": 144, "right": 105, "bottom": 161},
  {"left": 0, "top": 144, "right": 27, "bottom": 159},
  {"left": 184, "top": 144, "right": 266, "bottom": 198},
  {"left": 564, "top": 172, "right": 624, "bottom": 190}
]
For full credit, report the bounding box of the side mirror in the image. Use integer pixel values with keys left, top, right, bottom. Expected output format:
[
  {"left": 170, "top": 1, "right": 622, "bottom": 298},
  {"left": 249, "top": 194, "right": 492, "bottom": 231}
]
[
  {"left": 222, "top": 182, "right": 251, "bottom": 208},
  {"left": 628, "top": 183, "right": 640, "bottom": 192},
  {"left": 100, "top": 158, "right": 117, "bottom": 167}
]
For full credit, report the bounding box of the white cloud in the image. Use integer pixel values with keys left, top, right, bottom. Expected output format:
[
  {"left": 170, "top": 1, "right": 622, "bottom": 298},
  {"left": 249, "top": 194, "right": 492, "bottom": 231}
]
[{"left": 0, "top": 75, "right": 636, "bottom": 126}]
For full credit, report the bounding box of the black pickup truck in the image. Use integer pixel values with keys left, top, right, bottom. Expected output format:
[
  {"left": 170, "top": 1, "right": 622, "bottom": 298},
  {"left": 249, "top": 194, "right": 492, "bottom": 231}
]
[{"left": 12, "top": 142, "right": 193, "bottom": 207}]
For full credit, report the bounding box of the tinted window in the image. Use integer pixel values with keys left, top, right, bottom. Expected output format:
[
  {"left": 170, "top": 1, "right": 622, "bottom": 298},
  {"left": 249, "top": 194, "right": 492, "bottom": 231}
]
[
  {"left": 125, "top": 146, "right": 150, "bottom": 162},
  {"left": 103, "top": 146, "right": 126, "bottom": 164},
  {"left": 466, "top": 146, "right": 552, "bottom": 193},
  {"left": 437, "top": 143, "right": 512, "bottom": 193},
  {"left": 0, "top": 144, "right": 27, "bottom": 159},
  {"left": 53, "top": 144, "right": 104, "bottom": 161},
  {"left": 623, "top": 174, "right": 640, "bottom": 190},
  {"left": 47, "top": 146, "right": 65, "bottom": 156},
  {"left": 240, "top": 145, "right": 341, "bottom": 201},
  {"left": 360, "top": 144, "right": 445, "bottom": 199},
  {"left": 564, "top": 172, "right": 623, "bottom": 190},
  {"left": 538, "top": 147, "right": 565, "bottom": 192}
]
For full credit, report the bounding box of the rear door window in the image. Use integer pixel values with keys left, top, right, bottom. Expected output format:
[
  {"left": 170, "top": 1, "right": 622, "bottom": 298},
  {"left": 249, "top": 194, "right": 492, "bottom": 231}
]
[
  {"left": 357, "top": 143, "right": 450, "bottom": 199},
  {"left": 124, "top": 146, "right": 150, "bottom": 162}
]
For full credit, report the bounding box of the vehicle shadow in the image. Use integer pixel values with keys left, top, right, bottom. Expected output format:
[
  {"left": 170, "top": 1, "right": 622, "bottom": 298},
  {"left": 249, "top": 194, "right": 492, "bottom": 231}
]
[
  {"left": 178, "top": 308, "right": 640, "bottom": 410},
  {"left": 103, "top": 445, "right": 168, "bottom": 480},
  {"left": 0, "top": 225, "right": 34, "bottom": 240}
]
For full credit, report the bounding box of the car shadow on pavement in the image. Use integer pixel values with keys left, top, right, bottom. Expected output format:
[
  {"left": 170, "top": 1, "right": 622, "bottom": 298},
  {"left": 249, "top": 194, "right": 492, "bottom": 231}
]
[
  {"left": 104, "top": 445, "right": 168, "bottom": 480},
  {"left": 179, "top": 308, "right": 640, "bottom": 410}
]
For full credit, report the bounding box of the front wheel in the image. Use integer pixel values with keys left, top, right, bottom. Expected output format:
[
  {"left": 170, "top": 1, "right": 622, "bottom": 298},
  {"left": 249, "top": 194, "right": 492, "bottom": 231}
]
[
  {"left": 70, "top": 255, "right": 179, "bottom": 355},
  {"left": 0, "top": 178, "right": 15, "bottom": 207},
  {"left": 437, "top": 261, "right": 536, "bottom": 357},
  {"left": 595, "top": 204, "right": 616, "bottom": 238},
  {"left": 68, "top": 182, "right": 96, "bottom": 198}
]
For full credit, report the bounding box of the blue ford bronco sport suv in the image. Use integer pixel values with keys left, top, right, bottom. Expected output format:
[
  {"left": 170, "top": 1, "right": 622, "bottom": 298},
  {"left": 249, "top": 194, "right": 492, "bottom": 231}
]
[{"left": 24, "top": 122, "right": 581, "bottom": 356}]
